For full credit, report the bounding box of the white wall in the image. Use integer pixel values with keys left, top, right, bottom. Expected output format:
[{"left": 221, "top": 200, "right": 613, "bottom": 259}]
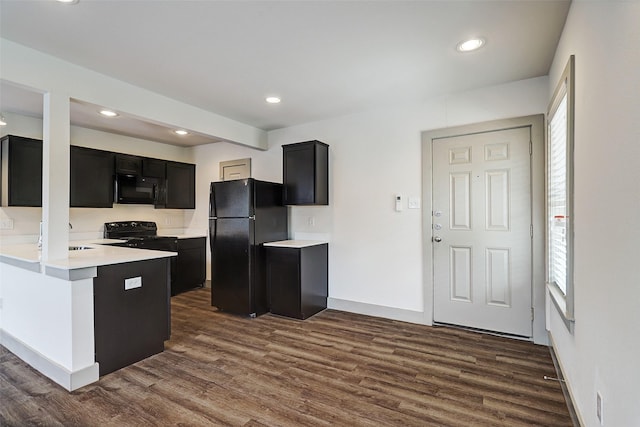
[
  {"left": 547, "top": 2, "right": 640, "bottom": 426},
  {"left": 1, "top": 114, "right": 197, "bottom": 243},
  {"left": 0, "top": 262, "right": 96, "bottom": 384},
  {"left": 186, "top": 76, "right": 549, "bottom": 318}
]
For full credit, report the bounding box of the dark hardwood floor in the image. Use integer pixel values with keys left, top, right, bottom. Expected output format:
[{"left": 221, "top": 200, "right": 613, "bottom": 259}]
[{"left": 1, "top": 288, "right": 572, "bottom": 426}]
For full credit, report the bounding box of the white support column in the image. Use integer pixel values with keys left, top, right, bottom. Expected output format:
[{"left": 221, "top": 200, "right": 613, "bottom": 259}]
[{"left": 41, "top": 92, "right": 70, "bottom": 262}]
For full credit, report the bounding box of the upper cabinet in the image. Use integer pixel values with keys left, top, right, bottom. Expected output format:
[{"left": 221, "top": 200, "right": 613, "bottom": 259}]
[
  {"left": 0, "top": 134, "right": 195, "bottom": 209},
  {"left": 164, "top": 161, "right": 195, "bottom": 209},
  {"left": 70, "top": 146, "right": 115, "bottom": 208},
  {"left": 142, "top": 157, "right": 166, "bottom": 179},
  {"left": 282, "top": 140, "right": 329, "bottom": 205},
  {"left": 71, "top": 150, "right": 195, "bottom": 209},
  {"left": 115, "top": 154, "right": 142, "bottom": 176},
  {"left": 1, "top": 135, "right": 43, "bottom": 207}
]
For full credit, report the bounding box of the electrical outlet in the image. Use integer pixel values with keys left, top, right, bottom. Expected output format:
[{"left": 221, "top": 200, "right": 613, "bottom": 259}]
[
  {"left": 124, "top": 276, "right": 142, "bottom": 290},
  {"left": 308, "top": 216, "right": 315, "bottom": 227},
  {"left": 0, "top": 218, "right": 14, "bottom": 230},
  {"left": 596, "top": 391, "right": 604, "bottom": 425}
]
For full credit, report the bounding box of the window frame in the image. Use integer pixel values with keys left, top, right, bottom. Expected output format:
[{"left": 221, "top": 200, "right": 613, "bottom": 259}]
[{"left": 546, "top": 55, "right": 575, "bottom": 329}]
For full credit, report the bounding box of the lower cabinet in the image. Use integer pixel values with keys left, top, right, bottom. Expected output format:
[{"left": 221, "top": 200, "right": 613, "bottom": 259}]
[
  {"left": 174, "top": 237, "right": 206, "bottom": 295},
  {"left": 93, "top": 258, "right": 171, "bottom": 376},
  {"left": 265, "top": 241, "right": 328, "bottom": 320}
]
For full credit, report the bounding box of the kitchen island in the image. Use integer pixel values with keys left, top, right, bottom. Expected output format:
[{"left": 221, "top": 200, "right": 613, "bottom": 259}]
[{"left": 0, "top": 241, "right": 176, "bottom": 391}]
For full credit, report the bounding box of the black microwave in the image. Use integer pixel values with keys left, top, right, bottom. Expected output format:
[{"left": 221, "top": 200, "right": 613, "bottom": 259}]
[{"left": 115, "top": 174, "right": 157, "bottom": 204}]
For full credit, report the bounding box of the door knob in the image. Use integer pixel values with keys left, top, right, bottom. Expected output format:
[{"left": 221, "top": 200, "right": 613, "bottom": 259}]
[{"left": 433, "top": 236, "right": 442, "bottom": 243}]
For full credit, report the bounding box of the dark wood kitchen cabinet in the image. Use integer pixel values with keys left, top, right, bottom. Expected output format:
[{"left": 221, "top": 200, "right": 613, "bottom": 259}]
[
  {"left": 142, "top": 157, "right": 166, "bottom": 179},
  {"left": 115, "top": 153, "right": 142, "bottom": 176},
  {"left": 266, "top": 241, "right": 328, "bottom": 320},
  {"left": 174, "top": 237, "right": 206, "bottom": 295},
  {"left": 0, "top": 135, "right": 43, "bottom": 207},
  {"left": 93, "top": 257, "right": 171, "bottom": 376},
  {"left": 165, "top": 161, "right": 195, "bottom": 209},
  {"left": 282, "top": 140, "right": 329, "bottom": 205},
  {"left": 70, "top": 146, "right": 114, "bottom": 208}
]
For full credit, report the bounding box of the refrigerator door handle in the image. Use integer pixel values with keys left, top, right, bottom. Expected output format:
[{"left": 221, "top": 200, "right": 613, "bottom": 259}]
[
  {"left": 210, "top": 219, "right": 217, "bottom": 252},
  {"left": 209, "top": 183, "right": 217, "bottom": 217}
]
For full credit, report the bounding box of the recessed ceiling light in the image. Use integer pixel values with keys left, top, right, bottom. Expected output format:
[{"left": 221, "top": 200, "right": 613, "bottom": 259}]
[
  {"left": 99, "top": 109, "right": 118, "bottom": 117},
  {"left": 456, "top": 38, "right": 485, "bottom": 52},
  {"left": 265, "top": 96, "right": 281, "bottom": 104},
  {"left": 174, "top": 129, "right": 189, "bottom": 136},
  {"left": 57, "top": 0, "right": 79, "bottom": 4}
]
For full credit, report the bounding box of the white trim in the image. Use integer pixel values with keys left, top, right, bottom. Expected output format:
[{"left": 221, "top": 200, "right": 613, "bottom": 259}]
[
  {"left": 548, "top": 332, "right": 584, "bottom": 426},
  {"left": 1, "top": 329, "right": 99, "bottom": 391},
  {"left": 0, "top": 255, "right": 41, "bottom": 273},
  {"left": 327, "top": 298, "right": 425, "bottom": 325},
  {"left": 545, "top": 55, "right": 576, "bottom": 328},
  {"left": 547, "top": 282, "right": 575, "bottom": 332},
  {"left": 45, "top": 265, "right": 97, "bottom": 281}
]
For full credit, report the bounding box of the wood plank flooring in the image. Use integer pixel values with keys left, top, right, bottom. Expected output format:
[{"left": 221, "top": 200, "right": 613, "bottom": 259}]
[{"left": 1, "top": 288, "right": 572, "bottom": 426}]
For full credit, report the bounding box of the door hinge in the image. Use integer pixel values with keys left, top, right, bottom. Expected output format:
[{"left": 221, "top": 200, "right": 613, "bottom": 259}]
[
  {"left": 531, "top": 307, "right": 535, "bottom": 321},
  {"left": 529, "top": 140, "right": 533, "bottom": 155},
  {"left": 530, "top": 224, "right": 533, "bottom": 238}
]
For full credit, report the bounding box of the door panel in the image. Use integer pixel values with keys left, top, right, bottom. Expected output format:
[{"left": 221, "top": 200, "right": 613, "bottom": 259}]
[
  {"left": 450, "top": 172, "right": 471, "bottom": 230},
  {"left": 210, "top": 179, "right": 252, "bottom": 218},
  {"left": 486, "top": 248, "right": 510, "bottom": 307},
  {"left": 450, "top": 246, "right": 472, "bottom": 302},
  {"left": 433, "top": 126, "right": 532, "bottom": 337},
  {"left": 210, "top": 218, "right": 252, "bottom": 314},
  {"left": 486, "top": 169, "right": 510, "bottom": 230}
]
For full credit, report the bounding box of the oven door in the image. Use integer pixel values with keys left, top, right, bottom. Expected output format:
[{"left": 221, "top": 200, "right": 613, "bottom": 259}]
[{"left": 138, "top": 238, "right": 178, "bottom": 252}]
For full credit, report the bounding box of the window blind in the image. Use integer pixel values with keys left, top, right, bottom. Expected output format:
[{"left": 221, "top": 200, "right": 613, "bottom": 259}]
[{"left": 548, "top": 94, "right": 568, "bottom": 294}]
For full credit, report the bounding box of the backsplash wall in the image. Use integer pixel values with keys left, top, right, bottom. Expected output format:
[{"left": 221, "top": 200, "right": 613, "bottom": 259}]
[{"left": 0, "top": 205, "right": 188, "bottom": 244}]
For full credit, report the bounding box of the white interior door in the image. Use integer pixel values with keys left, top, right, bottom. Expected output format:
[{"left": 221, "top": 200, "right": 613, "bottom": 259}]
[{"left": 432, "top": 126, "right": 532, "bottom": 337}]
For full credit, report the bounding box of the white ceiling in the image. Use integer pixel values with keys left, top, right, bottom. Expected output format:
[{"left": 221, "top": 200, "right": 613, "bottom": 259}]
[{"left": 0, "top": 0, "right": 570, "bottom": 146}]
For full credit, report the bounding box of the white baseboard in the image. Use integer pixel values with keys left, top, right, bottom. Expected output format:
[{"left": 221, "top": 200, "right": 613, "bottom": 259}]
[
  {"left": 0, "top": 329, "right": 99, "bottom": 391},
  {"left": 327, "top": 297, "right": 426, "bottom": 325},
  {"left": 548, "top": 333, "right": 584, "bottom": 427}
]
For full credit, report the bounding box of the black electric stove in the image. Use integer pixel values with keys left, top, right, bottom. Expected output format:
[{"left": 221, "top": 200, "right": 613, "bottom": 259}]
[{"left": 104, "top": 221, "right": 177, "bottom": 251}]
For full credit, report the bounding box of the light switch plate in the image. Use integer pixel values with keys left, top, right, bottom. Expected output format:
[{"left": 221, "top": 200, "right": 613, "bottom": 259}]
[
  {"left": 124, "top": 276, "right": 142, "bottom": 290},
  {"left": 408, "top": 197, "right": 421, "bottom": 209}
]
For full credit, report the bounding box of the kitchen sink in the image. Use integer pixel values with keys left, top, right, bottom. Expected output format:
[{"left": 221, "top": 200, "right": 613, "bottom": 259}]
[{"left": 68, "top": 246, "right": 93, "bottom": 251}]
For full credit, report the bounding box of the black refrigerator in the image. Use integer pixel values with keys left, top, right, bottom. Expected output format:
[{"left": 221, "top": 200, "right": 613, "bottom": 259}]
[{"left": 209, "top": 178, "right": 288, "bottom": 317}]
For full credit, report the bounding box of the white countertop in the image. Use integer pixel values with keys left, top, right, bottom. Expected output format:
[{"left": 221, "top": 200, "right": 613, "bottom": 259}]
[
  {"left": 263, "top": 240, "right": 328, "bottom": 249},
  {"left": 0, "top": 241, "right": 176, "bottom": 271}
]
